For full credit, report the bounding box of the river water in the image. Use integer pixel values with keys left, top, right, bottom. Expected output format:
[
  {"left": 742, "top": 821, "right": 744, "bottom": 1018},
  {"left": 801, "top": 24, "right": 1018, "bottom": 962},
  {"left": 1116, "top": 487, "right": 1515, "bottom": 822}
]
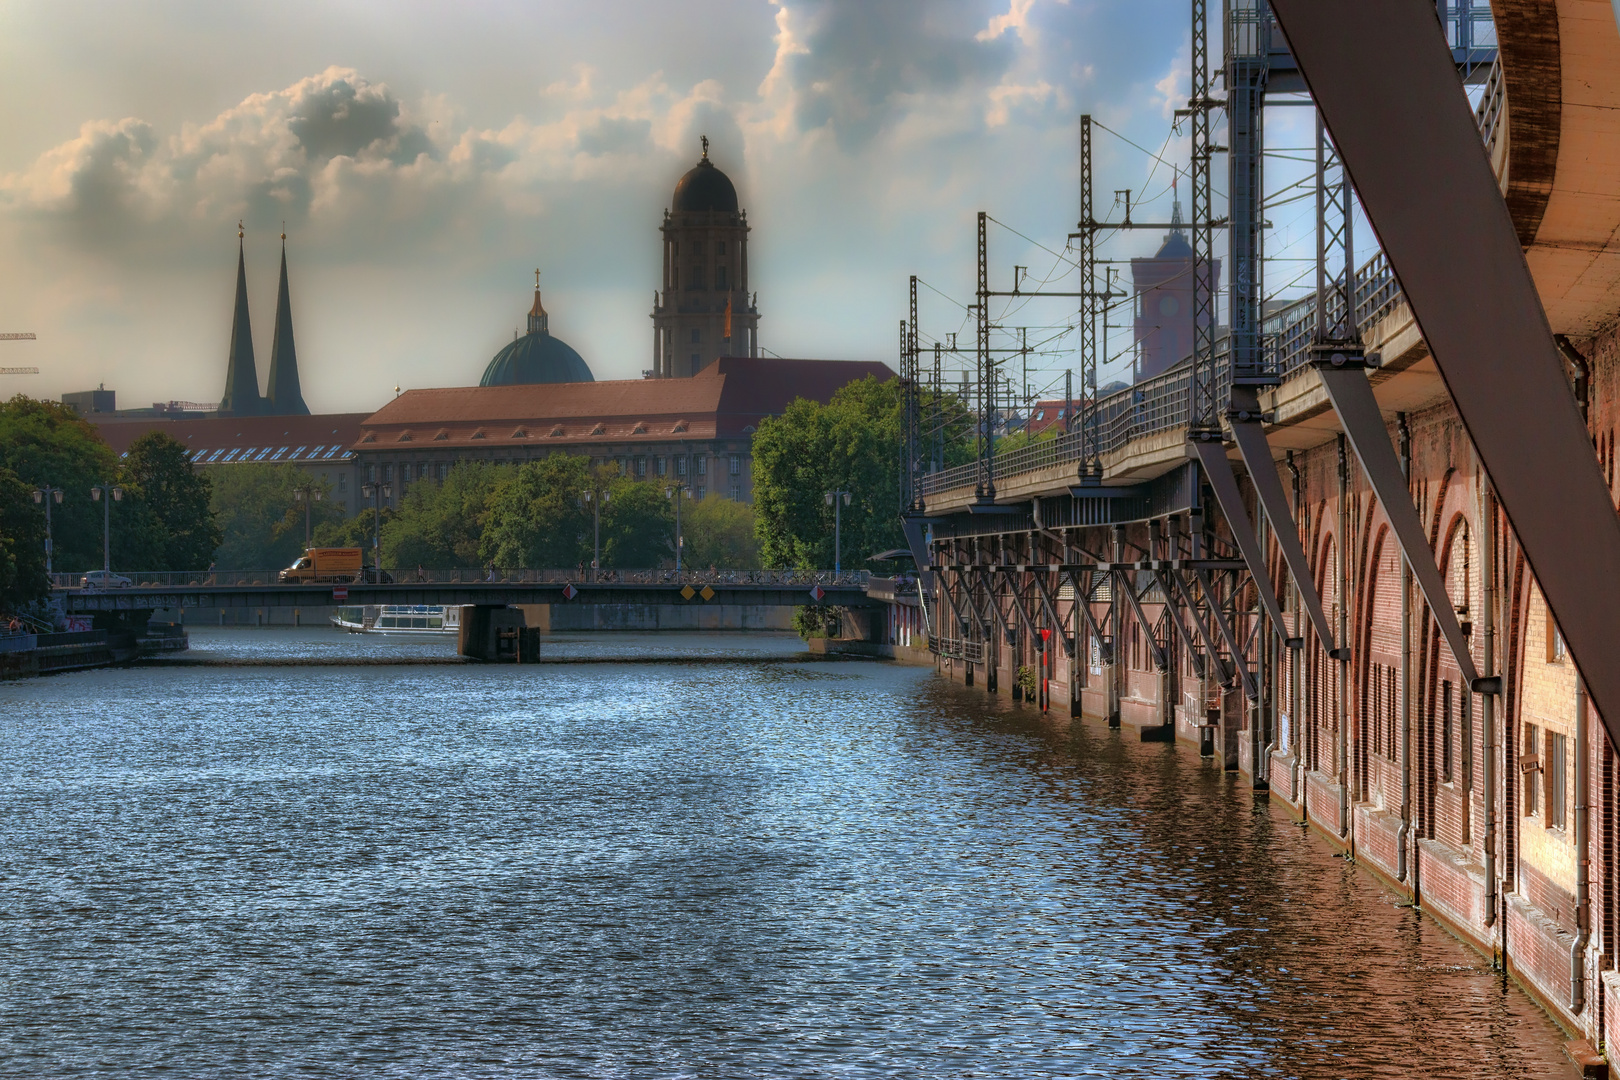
[{"left": 0, "top": 628, "right": 1577, "bottom": 1078}]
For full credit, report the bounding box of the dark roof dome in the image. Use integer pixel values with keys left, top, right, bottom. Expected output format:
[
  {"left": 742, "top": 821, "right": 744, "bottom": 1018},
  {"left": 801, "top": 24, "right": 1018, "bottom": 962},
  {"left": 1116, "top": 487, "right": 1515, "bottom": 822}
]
[
  {"left": 672, "top": 137, "right": 738, "bottom": 213},
  {"left": 479, "top": 282, "right": 594, "bottom": 387}
]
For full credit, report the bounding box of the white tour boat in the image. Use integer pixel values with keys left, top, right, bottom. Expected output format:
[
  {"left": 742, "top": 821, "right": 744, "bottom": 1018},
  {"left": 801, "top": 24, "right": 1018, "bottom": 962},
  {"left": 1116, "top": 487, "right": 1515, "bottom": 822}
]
[{"left": 332, "top": 604, "right": 460, "bottom": 635}]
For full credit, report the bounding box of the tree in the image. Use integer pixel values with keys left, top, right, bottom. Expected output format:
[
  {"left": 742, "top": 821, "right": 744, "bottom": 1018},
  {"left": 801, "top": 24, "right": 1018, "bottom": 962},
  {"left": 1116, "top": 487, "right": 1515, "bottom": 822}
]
[
  {"left": 380, "top": 462, "right": 510, "bottom": 569},
  {"left": 600, "top": 478, "right": 674, "bottom": 568},
  {"left": 120, "top": 431, "right": 222, "bottom": 570},
  {"left": 681, "top": 494, "right": 757, "bottom": 569},
  {"left": 481, "top": 455, "right": 591, "bottom": 568},
  {"left": 0, "top": 395, "right": 119, "bottom": 573},
  {"left": 751, "top": 376, "right": 905, "bottom": 570},
  {"left": 210, "top": 463, "right": 340, "bottom": 570},
  {"left": 0, "top": 466, "right": 47, "bottom": 610}
]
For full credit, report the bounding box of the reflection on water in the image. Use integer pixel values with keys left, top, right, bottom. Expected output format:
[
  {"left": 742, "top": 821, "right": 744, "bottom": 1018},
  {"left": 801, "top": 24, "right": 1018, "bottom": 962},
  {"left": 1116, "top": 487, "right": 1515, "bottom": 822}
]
[{"left": 0, "top": 630, "right": 1576, "bottom": 1078}]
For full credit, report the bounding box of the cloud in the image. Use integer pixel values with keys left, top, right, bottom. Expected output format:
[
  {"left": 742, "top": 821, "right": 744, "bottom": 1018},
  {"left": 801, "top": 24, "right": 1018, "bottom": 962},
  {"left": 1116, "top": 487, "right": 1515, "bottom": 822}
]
[
  {"left": 760, "top": 0, "right": 1017, "bottom": 149},
  {"left": 978, "top": 0, "right": 1043, "bottom": 44}
]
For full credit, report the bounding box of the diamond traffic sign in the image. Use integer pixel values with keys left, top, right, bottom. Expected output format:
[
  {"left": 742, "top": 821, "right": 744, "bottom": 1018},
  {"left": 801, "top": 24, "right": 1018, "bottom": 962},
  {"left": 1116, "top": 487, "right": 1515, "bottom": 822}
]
[
  {"left": 809, "top": 584, "right": 826, "bottom": 602},
  {"left": 700, "top": 585, "right": 715, "bottom": 601},
  {"left": 562, "top": 583, "right": 578, "bottom": 600},
  {"left": 681, "top": 585, "right": 696, "bottom": 600}
]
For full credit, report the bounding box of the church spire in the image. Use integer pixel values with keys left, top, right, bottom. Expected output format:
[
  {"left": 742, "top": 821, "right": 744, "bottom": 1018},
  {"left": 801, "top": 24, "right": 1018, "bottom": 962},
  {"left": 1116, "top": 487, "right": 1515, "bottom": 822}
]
[
  {"left": 527, "top": 269, "right": 548, "bottom": 335},
  {"left": 265, "top": 228, "right": 310, "bottom": 415},
  {"left": 218, "top": 222, "right": 262, "bottom": 417}
]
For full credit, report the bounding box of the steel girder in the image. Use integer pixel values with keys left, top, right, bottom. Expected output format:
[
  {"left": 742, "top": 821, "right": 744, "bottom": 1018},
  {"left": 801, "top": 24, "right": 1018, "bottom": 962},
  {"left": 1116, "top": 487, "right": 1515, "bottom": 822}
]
[
  {"left": 1318, "top": 364, "right": 1480, "bottom": 687},
  {"left": 1191, "top": 438, "right": 1291, "bottom": 649},
  {"left": 1269, "top": 0, "right": 1620, "bottom": 743},
  {"left": 1227, "top": 391, "right": 1342, "bottom": 656}
]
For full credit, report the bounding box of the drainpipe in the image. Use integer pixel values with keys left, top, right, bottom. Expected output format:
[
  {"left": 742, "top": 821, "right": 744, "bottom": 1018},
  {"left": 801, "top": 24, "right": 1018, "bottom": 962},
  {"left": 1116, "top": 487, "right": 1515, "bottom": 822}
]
[
  {"left": 1482, "top": 478, "right": 1498, "bottom": 931},
  {"left": 1337, "top": 434, "right": 1350, "bottom": 839},
  {"left": 1555, "top": 335, "right": 1590, "bottom": 424},
  {"left": 1574, "top": 675, "right": 1590, "bottom": 1015},
  {"left": 1287, "top": 452, "right": 1305, "bottom": 804},
  {"left": 1397, "top": 412, "right": 1412, "bottom": 887}
]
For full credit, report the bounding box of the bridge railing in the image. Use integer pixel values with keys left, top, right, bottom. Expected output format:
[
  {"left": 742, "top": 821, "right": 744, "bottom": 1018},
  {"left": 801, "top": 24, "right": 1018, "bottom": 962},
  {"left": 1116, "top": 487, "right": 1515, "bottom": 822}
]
[{"left": 50, "top": 568, "right": 872, "bottom": 591}]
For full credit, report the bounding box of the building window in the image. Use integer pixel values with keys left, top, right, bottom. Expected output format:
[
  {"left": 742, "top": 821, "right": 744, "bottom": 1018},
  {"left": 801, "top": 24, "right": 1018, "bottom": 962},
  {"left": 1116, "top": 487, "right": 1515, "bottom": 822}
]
[
  {"left": 656, "top": 457, "right": 667, "bottom": 477},
  {"left": 382, "top": 464, "right": 393, "bottom": 482},
  {"left": 1523, "top": 722, "right": 1540, "bottom": 816},
  {"left": 690, "top": 353, "right": 700, "bottom": 368},
  {"left": 729, "top": 454, "right": 741, "bottom": 476},
  {"left": 676, "top": 457, "right": 687, "bottom": 477},
  {"left": 729, "top": 484, "right": 741, "bottom": 501},
  {"left": 1548, "top": 618, "right": 1566, "bottom": 662},
  {"left": 715, "top": 240, "right": 725, "bottom": 256},
  {"left": 717, "top": 266, "right": 728, "bottom": 290},
  {"left": 636, "top": 458, "right": 647, "bottom": 477},
  {"left": 697, "top": 456, "right": 707, "bottom": 477},
  {"left": 691, "top": 328, "right": 701, "bottom": 344},
  {"left": 689, "top": 266, "right": 704, "bottom": 290},
  {"left": 338, "top": 473, "right": 347, "bottom": 493},
  {"left": 1547, "top": 731, "right": 1567, "bottom": 830},
  {"left": 437, "top": 463, "right": 448, "bottom": 481},
  {"left": 672, "top": 267, "right": 679, "bottom": 289},
  {"left": 1441, "top": 679, "right": 1454, "bottom": 783}
]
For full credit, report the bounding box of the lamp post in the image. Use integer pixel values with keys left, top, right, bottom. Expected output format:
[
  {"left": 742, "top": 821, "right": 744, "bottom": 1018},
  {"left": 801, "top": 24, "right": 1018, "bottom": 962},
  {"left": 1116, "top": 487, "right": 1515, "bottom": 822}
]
[
  {"left": 292, "top": 483, "right": 324, "bottom": 547},
  {"left": 31, "top": 486, "right": 63, "bottom": 578},
  {"left": 582, "top": 486, "right": 610, "bottom": 577},
  {"left": 89, "top": 483, "right": 124, "bottom": 573},
  {"left": 360, "top": 481, "right": 391, "bottom": 568},
  {"left": 825, "top": 489, "right": 851, "bottom": 575},
  {"left": 664, "top": 481, "right": 690, "bottom": 571}
]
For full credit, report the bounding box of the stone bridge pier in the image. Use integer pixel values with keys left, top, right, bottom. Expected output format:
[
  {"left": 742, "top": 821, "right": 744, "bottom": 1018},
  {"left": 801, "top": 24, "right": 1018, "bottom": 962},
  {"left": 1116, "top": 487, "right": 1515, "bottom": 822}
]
[{"left": 457, "top": 606, "right": 541, "bottom": 663}]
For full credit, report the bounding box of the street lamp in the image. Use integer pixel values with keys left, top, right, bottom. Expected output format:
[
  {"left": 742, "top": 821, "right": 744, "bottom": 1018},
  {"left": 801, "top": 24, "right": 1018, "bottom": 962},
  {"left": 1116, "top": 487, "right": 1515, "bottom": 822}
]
[
  {"left": 825, "top": 488, "right": 852, "bottom": 575},
  {"left": 89, "top": 483, "right": 124, "bottom": 573},
  {"left": 665, "top": 481, "right": 690, "bottom": 571},
  {"left": 582, "top": 486, "right": 610, "bottom": 577},
  {"left": 292, "top": 483, "right": 324, "bottom": 547},
  {"left": 30, "top": 486, "right": 63, "bottom": 578},
  {"left": 359, "top": 480, "right": 391, "bottom": 569}
]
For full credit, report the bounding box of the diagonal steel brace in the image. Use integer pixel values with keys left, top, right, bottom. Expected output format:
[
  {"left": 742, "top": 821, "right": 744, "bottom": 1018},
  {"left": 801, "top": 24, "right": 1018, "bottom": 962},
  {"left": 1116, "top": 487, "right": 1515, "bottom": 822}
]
[
  {"left": 1191, "top": 438, "right": 1294, "bottom": 647},
  {"left": 1318, "top": 364, "right": 1479, "bottom": 687}
]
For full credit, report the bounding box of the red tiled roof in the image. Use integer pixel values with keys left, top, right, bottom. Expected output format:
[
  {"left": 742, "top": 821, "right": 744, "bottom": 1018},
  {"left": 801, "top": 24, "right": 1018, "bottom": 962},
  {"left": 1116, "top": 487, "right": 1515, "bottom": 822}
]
[
  {"left": 354, "top": 357, "right": 894, "bottom": 451},
  {"left": 92, "top": 413, "right": 370, "bottom": 464}
]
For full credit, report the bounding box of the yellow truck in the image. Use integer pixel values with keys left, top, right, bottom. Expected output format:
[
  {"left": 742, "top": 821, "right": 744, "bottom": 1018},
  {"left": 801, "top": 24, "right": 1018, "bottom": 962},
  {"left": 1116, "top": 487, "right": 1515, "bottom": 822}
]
[{"left": 279, "top": 547, "right": 364, "bottom": 584}]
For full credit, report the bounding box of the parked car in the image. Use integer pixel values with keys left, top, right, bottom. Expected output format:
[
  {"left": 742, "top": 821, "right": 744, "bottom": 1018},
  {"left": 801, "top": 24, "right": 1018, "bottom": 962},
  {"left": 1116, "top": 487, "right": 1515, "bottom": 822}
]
[
  {"left": 360, "top": 566, "right": 395, "bottom": 584},
  {"left": 81, "top": 570, "right": 133, "bottom": 589}
]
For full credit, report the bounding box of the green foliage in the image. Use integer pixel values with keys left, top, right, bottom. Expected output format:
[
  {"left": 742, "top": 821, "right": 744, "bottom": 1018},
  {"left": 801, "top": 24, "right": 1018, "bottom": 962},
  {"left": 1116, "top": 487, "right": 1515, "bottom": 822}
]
[
  {"left": 0, "top": 395, "right": 118, "bottom": 573},
  {"left": 0, "top": 465, "right": 47, "bottom": 609},
  {"left": 481, "top": 455, "right": 592, "bottom": 568},
  {"left": 1015, "top": 665, "right": 1038, "bottom": 699},
  {"left": 211, "top": 463, "right": 341, "bottom": 570},
  {"left": 120, "top": 432, "right": 222, "bottom": 570},
  {"left": 380, "top": 461, "right": 509, "bottom": 569},
  {"left": 313, "top": 505, "right": 391, "bottom": 552},
  {"left": 751, "top": 375, "right": 904, "bottom": 570},
  {"left": 680, "top": 494, "right": 757, "bottom": 569},
  {"left": 600, "top": 477, "right": 674, "bottom": 568},
  {"left": 994, "top": 424, "right": 1060, "bottom": 456},
  {"left": 792, "top": 606, "right": 841, "bottom": 640}
]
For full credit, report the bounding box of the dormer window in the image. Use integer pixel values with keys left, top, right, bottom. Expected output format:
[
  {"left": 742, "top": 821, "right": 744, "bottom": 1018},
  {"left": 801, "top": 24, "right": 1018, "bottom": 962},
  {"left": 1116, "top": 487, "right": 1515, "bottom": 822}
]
[
  {"left": 549, "top": 425, "right": 565, "bottom": 438},
  {"left": 591, "top": 423, "right": 606, "bottom": 436},
  {"left": 471, "top": 429, "right": 486, "bottom": 440},
  {"left": 511, "top": 427, "right": 528, "bottom": 439},
  {"left": 632, "top": 422, "right": 648, "bottom": 435},
  {"left": 433, "top": 430, "right": 449, "bottom": 441},
  {"left": 672, "top": 420, "right": 688, "bottom": 434}
]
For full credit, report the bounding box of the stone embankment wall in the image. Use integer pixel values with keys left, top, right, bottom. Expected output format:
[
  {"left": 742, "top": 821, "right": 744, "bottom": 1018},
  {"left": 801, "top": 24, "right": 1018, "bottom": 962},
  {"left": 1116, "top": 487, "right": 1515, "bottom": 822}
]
[{"left": 909, "top": 320, "right": 1620, "bottom": 1048}]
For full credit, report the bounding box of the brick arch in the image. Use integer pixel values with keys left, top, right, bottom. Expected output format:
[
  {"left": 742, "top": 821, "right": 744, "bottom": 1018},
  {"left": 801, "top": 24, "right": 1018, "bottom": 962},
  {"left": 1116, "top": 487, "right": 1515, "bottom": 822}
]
[{"left": 1360, "top": 522, "right": 1403, "bottom": 807}]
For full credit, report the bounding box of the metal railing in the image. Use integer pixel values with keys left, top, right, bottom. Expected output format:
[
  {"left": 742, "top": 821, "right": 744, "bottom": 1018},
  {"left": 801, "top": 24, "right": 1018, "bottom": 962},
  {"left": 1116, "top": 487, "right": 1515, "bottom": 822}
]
[
  {"left": 50, "top": 568, "right": 871, "bottom": 591},
  {"left": 930, "top": 636, "right": 985, "bottom": 663}
]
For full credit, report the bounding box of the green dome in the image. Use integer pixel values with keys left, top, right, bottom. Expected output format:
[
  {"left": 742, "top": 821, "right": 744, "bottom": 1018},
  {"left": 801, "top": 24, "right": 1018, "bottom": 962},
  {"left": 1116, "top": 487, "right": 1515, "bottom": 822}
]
[
  {"left": 480, "top": 330, "right": 594, "bottom": 386},
  {"left": 479, "top": 285, "right": 594, "bottom": 386}
]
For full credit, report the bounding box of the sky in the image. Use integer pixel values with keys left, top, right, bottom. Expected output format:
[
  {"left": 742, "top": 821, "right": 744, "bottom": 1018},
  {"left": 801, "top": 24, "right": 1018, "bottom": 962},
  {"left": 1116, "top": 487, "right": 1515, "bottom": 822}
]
[{"left": 0, "top": 0, "right": 1325, "bottom": 414}]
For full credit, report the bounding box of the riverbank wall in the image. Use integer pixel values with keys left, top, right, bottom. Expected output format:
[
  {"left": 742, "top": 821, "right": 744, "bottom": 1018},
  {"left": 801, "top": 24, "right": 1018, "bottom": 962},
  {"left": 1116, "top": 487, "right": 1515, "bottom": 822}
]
[{"left": 887, "top": 320, "right": 1620, "bottom": 1060}]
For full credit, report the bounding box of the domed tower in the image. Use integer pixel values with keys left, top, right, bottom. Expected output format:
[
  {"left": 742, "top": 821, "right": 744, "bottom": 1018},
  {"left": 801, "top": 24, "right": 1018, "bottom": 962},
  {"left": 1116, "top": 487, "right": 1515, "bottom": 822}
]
[
  {"left": 651, "top": 137, "right": 759, "bottom": 378},
  {"left": 480, "top": 273, "right": 594, "bottom": 386}
]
